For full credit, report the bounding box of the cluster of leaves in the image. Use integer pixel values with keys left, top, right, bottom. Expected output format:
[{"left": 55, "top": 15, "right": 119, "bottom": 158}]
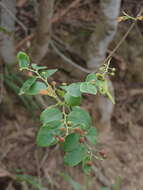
[{"left": 17, "top": 52, "right": 115, "bottom": 173}]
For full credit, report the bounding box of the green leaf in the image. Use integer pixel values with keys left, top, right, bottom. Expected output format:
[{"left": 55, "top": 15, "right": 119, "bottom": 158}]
[
  {"left": 64, "top": 93, "right": 81, "bottom": 107},
  {"left": 40, "top": 107, "right": 62, "bottom": 124},
  {"left": 63, "top": 133, "right": 80, "bottom": 152},
  {"left": 86, "top": 135, "right": 97, "bottom": 145},
  {"left": 96, "top": 80, "right": 115, "bottom": 104},
  {"left": 86, "top": 73, "right": 97, "bottom": 82},
  {"left": 16, "top": 174, "right": 46, "bottom": 190},
  {"left": 60, "top": 173, "right": 85, "bottom": 190},
  {"left": 96, "top": 80, "right": 108, "bottom": 94},
  {"left": 19, "top": 77, "right": 36, "bottom": 95},
  {"left": 86, "top": 127, "right": 97, "bottom": 144},
  {"left": 41, "top": 69, "right": 57, "bottom": 79},
  {"left": 64, "top": 145, "right": 87, "bottom": 166},
  {"left": 57, "top": 89, "right": 65, "bottom": 98},
  {"left": 67, "top": 83, "right": 81, "bottom": 97},
  {"left": 45, "top": 120, "right": 62, "bottom": 129},
  {"left": 31, "top": 64, "right": 47, "bottom": 70},
  {"left": 17, "top": 51, "right": 30, "bottom": 70},
  {"left": 25, "top": 81, "right": 47, "bottom": 95},
  {"left": 106, "top": 91, "right": 115, "bottom": 104},
  {"left": 87, "top": 127, "right": 97, "bottom": 136},
  {"left": 36, "top": 125, "right": 56, "bottom": 147},
  {"left": 68, "top": 107, "right": 92, "bottom": 128},
  {"left": 60, "top": 85, "right": 68, "bottom": 91},
  {"left": 80, "top": 82, "right": 97, "bottom": 95}
]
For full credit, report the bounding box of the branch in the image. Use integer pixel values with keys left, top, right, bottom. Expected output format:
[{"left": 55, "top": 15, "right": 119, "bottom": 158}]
[
  {"left": 50, "top": 40, "right": 91, "bottom": 73},
  {"left": 104, "top": 6, "right": 143, "bottom": 63},
  {"left": 52, "top": 0, "right": 81, "bottom": 24}
]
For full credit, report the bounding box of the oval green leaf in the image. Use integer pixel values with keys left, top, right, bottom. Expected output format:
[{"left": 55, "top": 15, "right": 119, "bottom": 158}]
[
  {"left": 64, "top": 93, "right": 81, "bottom": 107},
  {"left": 68, "top": 107, "right": 92, "bottom": 128},
  {"left": 64, "top": 145, "right": 87, "bottom": 167},
  {"left": 40, "top": 107, "right": 62, "bottom": 124},
  {"left": 19, "top": 77, "right": 36, "bottom": 95},
  {"left": 63, "top": 133, "right": 80, "bottom": 152},
  {"left": 67, "top": 83, "right": 81, "bottom": 97},
  {"left": 80, "top": 82, "right": 97, "bottom": 95},
  {"left": 41, "top": 69, "right": 58, "bottom": 79},
  {"left": 36, "top": 126, "right": 56, "bottom": 147},
  {"left": 17, "top": 51, "right": 30, "bottom": 70},
  {"left": 25, "top": 81, "right": 47, "bottom": 95},
  {"left": 86, "top": 73, "right": 97, "bottom": 82}
]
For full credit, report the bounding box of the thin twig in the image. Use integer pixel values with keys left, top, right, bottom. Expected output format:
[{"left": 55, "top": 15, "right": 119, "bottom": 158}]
[
  {"left": 104, "top": 6, "right": 143, "bottom": 64},
  {"left": 129, "top": 88, "right": 143, "bottom": 96},
  {"left": 52, "top": 0, "right": 81, "bottom": 24},
  {"left": 15, "top": 33, "right": 34, "bottom": 52},
  {"left": 92, "top": 165, "right": 112, "bottom": 188},
  {"left": 0, "top": 73, "right": 4, "bottom": 104},
  {"left": 34, "top": 150, "right": 42, "bottom": 185},
  {"left": 50, "top": 40, "right": 91, "bottom": 73}
]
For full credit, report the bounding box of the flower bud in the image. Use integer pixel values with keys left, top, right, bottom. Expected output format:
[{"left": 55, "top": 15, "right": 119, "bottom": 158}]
[{"left": 86, "top": 161, "right": 93, "bottom": 166}]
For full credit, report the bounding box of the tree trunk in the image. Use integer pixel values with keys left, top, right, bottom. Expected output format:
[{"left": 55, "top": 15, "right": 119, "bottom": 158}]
[
  {"left": 0, "top": 0, "right": 16, "bottom": 65},
  {"left": 31, "top": 0, "right": 55, "bottom": 63},
  {"left": 87, "top": 0, "right": 121, "bottom": 69},
  {"left": 86, "top": 0, "right": 121, "bottom": 140}
]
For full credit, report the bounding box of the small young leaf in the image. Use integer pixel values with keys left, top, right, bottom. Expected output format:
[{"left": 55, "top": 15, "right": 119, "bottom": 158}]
[
  {"left": 57, "top": 89, "right": 65, "bottom": 98},
  {"left": 64, "top": 93, "right": 81, "bottom": 107},
  {"left": 67, "top": 83, "right": 81, "bottom": 97},
  {"left": 96, "top": 80, "right": 115, "bottom": 104},
  {"left": 19, "top": 77, "right": 36, "bottom": 95},
  {"left": 96, "top": 80, "right": 108, "bottom": 94},
  {"left": 68, "top": 107, "right": 92, "bottom": 128},
  {"left": 17, "top": 51, "right": 30, "bottom": 70},
  {"left": 80, "top": 82, "right": 97, "bottom": 95},
  {"left": 25, "top": 81, "right": 47, "bottom": 95},
  {"left": 106, "top": 91, "right": 115, "bottom": 104},
  {"left": 63, "top": 133, "right": 80, "bottom": 152},
  {"left": 86, "top": 73, "right": 97, "bottom": 82},
  {"left": 31, "top": 64, "right": 47, "bottom": 71},
  {"left": 64, "top": 145, "right": 87, "bottom": 166},
  {"left": 40, "top": 107, "right": 62, "bottom": 124},
  {"left": 41, "top": 69, "right": 58, "bottom": 79},
  {"left": 36, "top": 126, "right": 56, "bottom": 147}
]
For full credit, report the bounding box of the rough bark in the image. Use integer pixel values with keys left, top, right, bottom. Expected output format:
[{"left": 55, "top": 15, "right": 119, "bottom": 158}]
[{"left": 0, "top": 0, "right": 16, "bottom": 65}]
